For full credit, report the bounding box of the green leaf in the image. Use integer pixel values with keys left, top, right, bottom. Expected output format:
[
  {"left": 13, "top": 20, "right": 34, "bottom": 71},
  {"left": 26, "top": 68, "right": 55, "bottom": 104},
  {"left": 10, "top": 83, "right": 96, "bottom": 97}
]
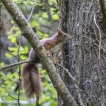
[
  {"left": 0, "top": 62, "right": 5, "bottom": 66},
  {"left": 52, "top": 14, "right": 59, "bottom": 20},
  {"left": 8, "top": 47, "right": 17, "bottom": 51},
  {"left": 42, "top": 13, "right": 48, "bottom": 18},
  {"left": 5, "top": 53, "right": 12, "bottom": 58},
  {"left": 13, "top": 72, "right": 19, "bottom": 79},
  {"left": 10, "top": 20, "right": 15, "bottom": 24},
  {"left": 8, "top": 35, "right": 13, "bottom": 39},
  {"left": 20, "top": 55, "right": 27, "bottom": 60},
  {"left": 11, "top": 37, "right": 16, "bottom": 43}
]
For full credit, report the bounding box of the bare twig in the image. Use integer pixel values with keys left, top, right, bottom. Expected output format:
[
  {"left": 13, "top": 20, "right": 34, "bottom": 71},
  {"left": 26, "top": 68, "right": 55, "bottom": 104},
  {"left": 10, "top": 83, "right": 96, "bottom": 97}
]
[
  {"left": 94, "top": 11, "right": 105, "bottom": 106},
  {"left": 5, "top": 30, "right": 23, "bottom": 105},
  {"left": 57, "top": 64, "right": 76, "bottom": 83},
  {"left": 51, "top": 3, "right": 59, "bottom": 10},
  {"left": 57, "top": 64, "right": 85, "bottom": 106},
  {"left": 0, "top": 60, "right": 32, "bottom": 71},
  {"left": 5, "top": 51, "right": 18, "bottom": 59},
  {"left": 94, "top": 14, "right": 102, "bottom": 61},
  {"left": 8, "top": 94, "right": 18, "bottom": 100},
  {"left": 17, "top": 35, "right": 22, "bottom": 106},
  {"left": 40, "top": 23, "right": 54, "bottom": 30},
  {"left": 27, "top": 0, "right": 38, "bottom": 21},
  {"left": 81, "top": 35, "right": 106, "bottom": 53},
  {"left": 43, "top": 0, "right": 56, "bottom": 31},
  {"left": 27, "top": 5, "right": 35, "bottom": 22}
]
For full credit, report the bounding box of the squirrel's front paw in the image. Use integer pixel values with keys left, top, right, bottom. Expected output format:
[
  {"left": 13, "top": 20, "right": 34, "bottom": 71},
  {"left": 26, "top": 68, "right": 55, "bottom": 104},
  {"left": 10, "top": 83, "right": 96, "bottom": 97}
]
[{"left": 47, "top": 51, "right": 52, "bottom": 57}]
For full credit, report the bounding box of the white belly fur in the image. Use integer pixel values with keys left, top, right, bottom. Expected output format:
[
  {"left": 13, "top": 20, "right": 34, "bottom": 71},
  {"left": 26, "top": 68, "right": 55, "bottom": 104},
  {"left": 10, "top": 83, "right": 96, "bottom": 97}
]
[{"left": 50, "top": 43, "right": 61, "bottom": 54}]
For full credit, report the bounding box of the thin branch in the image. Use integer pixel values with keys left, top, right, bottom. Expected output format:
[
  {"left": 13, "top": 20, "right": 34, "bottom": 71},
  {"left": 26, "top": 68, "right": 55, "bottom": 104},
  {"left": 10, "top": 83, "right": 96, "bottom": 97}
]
[
  {"left": 94, "top": 13, "right": 105, "bottom": 96},
  {"left": 51, "top": 3, "right": 59, "bottom": 10},
  {"left": 40, "top": 23, "right": 54, "bottom": 30},
  {"left": 27, "top": 5, "right": 35, "bottom": 22},
  {"left": 94, "top": 14, "right": 102, "bottom": 61},
  {"left": 57, "top": 64, "right": 85, "bottom": 106},
  {"left": 27, "top": 0, "right": 38, "bottom": 21},
  {"left": 8, "top": 94, "right": 18, "bottom": 100},
  {"left": 81, "top": 35, "right": 106, "bottom": 53},
  {"left": 43, "top": 0, "right": 56, "bottom": 31},
  {"left": 17, "top": 35, "right": 22, "bottom": 106},
  {"left": 0, "top": 60, "right": 32, "bottom": 71},
  {"left": 5, "top": 51, "right": 18, "bottom": 59}
]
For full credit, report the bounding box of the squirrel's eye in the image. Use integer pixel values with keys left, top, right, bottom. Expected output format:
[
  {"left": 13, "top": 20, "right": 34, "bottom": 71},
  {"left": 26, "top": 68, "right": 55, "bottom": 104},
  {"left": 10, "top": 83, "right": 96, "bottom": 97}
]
[{"left": 63, "top": 35, "right": 66, "bottom": 37}]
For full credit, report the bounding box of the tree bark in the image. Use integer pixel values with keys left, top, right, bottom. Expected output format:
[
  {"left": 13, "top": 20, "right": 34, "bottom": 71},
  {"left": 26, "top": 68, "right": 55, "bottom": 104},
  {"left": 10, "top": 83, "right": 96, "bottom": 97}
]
[
  {"left": 58, "top": 0, "right": 106, "bottom": 106},
  {"left": 1, "top": 0, "right": 78, "bottom": 106}
]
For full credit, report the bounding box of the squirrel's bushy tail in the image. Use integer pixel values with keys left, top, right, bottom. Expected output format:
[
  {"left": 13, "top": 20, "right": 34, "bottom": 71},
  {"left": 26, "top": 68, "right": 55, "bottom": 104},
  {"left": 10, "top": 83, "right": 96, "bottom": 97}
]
[{"left": 21, "top": 62, "right": 41, "bottom": 106}]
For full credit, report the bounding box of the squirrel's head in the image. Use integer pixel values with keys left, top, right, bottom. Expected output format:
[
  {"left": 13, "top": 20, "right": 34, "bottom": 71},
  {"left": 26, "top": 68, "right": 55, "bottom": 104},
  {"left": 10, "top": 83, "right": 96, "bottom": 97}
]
[{"left": 56, "top": 28, "right": 71, "bottom": 42}]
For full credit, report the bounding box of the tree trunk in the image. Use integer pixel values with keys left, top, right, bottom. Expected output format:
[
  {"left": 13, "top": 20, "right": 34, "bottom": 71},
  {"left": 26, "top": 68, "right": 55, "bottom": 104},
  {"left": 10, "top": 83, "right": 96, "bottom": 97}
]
[{"left": 58, "top": 0, "right": 106, "bottom": 106}]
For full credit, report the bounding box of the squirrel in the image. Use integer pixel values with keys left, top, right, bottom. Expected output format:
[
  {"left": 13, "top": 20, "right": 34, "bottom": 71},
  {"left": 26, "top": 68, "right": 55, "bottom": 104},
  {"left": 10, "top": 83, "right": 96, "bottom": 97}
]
[{"left": 21, "top": 29, "right": 71, "bottom": 106}]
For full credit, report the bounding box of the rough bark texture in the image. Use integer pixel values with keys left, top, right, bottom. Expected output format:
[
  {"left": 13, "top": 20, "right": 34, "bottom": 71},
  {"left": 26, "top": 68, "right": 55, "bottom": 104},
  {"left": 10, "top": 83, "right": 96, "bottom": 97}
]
[
  {"left": 1, "top": 0, "right": 78, "bottom": 106},
  {"left": 58, "top": 0, "right": 106, "bottom": 106}
]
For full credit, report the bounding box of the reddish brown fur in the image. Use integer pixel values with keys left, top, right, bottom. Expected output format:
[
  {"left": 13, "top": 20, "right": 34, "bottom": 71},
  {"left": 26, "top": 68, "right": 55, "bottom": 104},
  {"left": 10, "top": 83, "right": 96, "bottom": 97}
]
[
  {"left": 22, "top": 63, "right": 41, "bottom": 105},
  {"left": 21, "top": 29, "right": 71, "bottom": 106}
]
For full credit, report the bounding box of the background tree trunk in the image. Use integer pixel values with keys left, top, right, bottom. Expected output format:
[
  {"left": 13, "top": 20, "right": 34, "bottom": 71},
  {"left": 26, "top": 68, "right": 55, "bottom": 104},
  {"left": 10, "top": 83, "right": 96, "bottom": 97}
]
[{"left": 58, "top": 0, "right": 106, "bottom": 106}]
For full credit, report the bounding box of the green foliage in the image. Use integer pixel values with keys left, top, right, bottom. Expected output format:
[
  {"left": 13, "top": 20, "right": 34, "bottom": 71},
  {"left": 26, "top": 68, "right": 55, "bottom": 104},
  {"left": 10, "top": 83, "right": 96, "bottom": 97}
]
[
  {"left": 1, "top": 0, "right": 58, "bottom": 105},
  {"left": 0, "top": 71, "right": 19, "bottom": 105},
  {"left": 40, "top": 68, "right": 57, "bottom": 106}
]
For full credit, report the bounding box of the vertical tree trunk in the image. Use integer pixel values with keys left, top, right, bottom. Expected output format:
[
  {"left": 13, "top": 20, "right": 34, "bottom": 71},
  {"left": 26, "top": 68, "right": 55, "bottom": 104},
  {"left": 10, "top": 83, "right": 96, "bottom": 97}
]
[{"left": 58, "top": 0, "right": 106, "bottom": 106}]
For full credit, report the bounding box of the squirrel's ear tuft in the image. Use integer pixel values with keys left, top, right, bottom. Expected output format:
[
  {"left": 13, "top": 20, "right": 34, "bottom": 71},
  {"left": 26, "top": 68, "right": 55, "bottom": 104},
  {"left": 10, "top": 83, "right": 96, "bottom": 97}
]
[{"left": 57, "top": 28, "right": 62, "bottom": 34}]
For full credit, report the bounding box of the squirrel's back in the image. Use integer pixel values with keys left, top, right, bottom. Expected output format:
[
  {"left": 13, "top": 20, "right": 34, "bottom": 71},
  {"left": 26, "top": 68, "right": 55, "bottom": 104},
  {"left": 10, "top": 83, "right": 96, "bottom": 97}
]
[{"left": 21, "top": 29, "right": 71, "bottom": 106}]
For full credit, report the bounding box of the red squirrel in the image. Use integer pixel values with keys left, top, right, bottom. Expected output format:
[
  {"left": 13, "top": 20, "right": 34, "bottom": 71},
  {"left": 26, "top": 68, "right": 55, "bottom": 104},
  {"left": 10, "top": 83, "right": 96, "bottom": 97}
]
[{"left": 21, "top": 29, "right": 71, "bottom": 106}]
